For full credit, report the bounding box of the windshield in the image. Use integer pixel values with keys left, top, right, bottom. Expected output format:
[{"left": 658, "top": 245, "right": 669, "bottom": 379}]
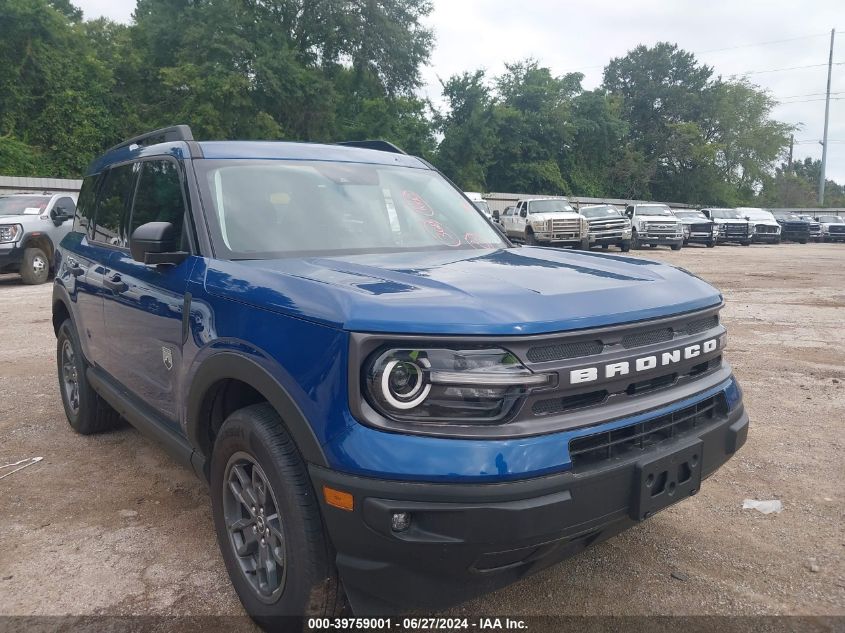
[
  {"left": 198, "top": 160, "right": 507, "bottom": 258},
  {"left": 709, "top": 209, "right": 742, "bottom": 219},
  {"left": 741, "top": 209, "right": 775, "bottom": 221},
  {"left": 818, "top": 216, "right": 844, "bottom": 223},
  {"left": 0, "top": 195, "right": 51, "bottom": 216},
  {"left": 473, "top": 200, "right": 491, "bottom": 215},
  {"left": 636, "top": 204, "right": 673, "bottom": 216},
  {"left": 528, "top": 199, "right": 574, "bottom": 213},
  {"left": 674, "top": 211, "right": 708, "bottom": 221},
  {"left": 580, "top": 206, "right": 621, "bottom": 218}
]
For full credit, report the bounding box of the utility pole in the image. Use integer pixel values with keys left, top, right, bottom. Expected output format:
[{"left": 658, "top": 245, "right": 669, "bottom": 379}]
[
  {"left": 818, "top": 28, "right": 835, "bottom": 205},
  {"left": 788, "top": 134, "right": 794, "bottom": 167}
]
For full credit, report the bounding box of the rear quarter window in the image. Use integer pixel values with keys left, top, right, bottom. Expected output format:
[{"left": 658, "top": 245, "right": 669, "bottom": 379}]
[{"left": 72, "top": 175, "right": 101, "bottom": 235}]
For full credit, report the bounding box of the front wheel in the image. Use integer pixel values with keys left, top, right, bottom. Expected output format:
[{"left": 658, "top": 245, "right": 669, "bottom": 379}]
[
  {"left": 20, "top": 247, "right": 50, "bottom": 284},
  {"left": 579, "top": 237, "right": 590, "bottom": 250},
  {"left": 211, "top": 404, "right": 345, "bottom": 626},
  {"left": 524, "top": 230, "right": 537, "bottom": 246},
  {"left": 631, "top": 230, "right": 640, "bottom": 249},
  {"left": 740, "top": 241, "right": 751, "bottom": 246},
  {"left": 620, "top": 240, "right": 631, "bottom": 253},
  {"left": 671, "top": 243, "right": 682, "bottom": 251},
  {"left": 706, "top": 240, "right": 716, "bottom": 248}
]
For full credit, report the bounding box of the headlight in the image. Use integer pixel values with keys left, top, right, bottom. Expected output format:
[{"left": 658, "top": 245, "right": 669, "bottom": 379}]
[
  {"left": 365, "top": 347, "right": 554, "bottom": 423},
  {"left": 581, "top": 217, "right": 589, "bottom": 233},
  {"left": 0, "top": 224, "right": 23, "bottom": 243},
  {"left": 531, "top": 220, "right": 546, "bottom": 231}
]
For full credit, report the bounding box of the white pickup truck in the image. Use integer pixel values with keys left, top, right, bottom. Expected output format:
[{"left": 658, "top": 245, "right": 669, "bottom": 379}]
[
  {"left": 501, "top": 197, "right": 588, "bottom": 248},
  {"left": 624, "top": 203, "right": 684, "bottom": 250}
]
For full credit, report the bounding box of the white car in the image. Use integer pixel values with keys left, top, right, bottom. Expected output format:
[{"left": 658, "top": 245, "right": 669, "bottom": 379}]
[
  {"left": 624, "top": 203, "right": 684, "bottom": 250},
  {"left": 701, "top": 208, "right": 752, "bottom": 246},
  {"left": 816, "top": 214, "right": 845, "bottom": 242},
  {"left": 736, "top": 207, "right": 780, "bottom": 244},
  {"left": 463, "top": 192, "right": 493, "bottom": 220},
  {"left": 502, "top": 197, "right": 588, "bottom": 248}
]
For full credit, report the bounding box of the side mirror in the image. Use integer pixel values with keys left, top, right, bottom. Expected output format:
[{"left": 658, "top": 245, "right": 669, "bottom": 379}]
[
  {"left": 492, "top": 210, "right": 500, "bottom": 220},
  {"left": 130, "top": 221, "right": 188, "bottom": 265}
]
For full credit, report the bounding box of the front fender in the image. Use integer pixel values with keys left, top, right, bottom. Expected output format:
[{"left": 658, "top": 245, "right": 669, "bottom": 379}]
[{"left": 185, "top": 351, "right": 328, "bottom": 468}]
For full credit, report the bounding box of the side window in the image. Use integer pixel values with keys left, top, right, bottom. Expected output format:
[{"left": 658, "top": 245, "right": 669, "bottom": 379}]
[
  {"left": 72, "top": 175, "right": 101, "bottom": 235},
  {"left": 92, "top": 164, "right": 136, "bottom": 247},
  {"left": 129, "top": 160, "right": 187, "bottom": 244}
]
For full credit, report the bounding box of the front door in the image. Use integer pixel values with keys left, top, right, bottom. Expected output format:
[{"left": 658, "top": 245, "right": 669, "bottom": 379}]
[{"left": 102, "top": 159, "right": 195, "bottom": 426}]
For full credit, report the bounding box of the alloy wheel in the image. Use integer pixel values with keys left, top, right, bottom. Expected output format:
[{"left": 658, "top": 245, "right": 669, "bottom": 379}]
[
  {"left": 60, "top": 339, "right": 80, "bottom": 414},
  {"left": 222, "top": 452, "right": 287, "bottom": 603}
]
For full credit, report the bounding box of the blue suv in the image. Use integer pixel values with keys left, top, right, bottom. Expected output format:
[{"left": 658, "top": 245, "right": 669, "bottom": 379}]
[{"left": 52, "top": 126, "right": 749, "bottom": 625}]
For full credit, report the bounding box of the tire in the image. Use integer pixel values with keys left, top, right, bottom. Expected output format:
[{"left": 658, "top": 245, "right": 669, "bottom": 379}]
[
  {"left": 740, "top": 241, "right": 751, "bottom": 247},
  {"left": 670, "top": 243, "right": 682, "bottom": 251},
  {"left": 579, "top": 237, "right": 590, "bottom": 250},
  {"left": 56, "top": 319, "right": 121, "bottom": 434},
  {"left": 620, "top": 240, "right": 631, "bottom": 253},
  {"left": 20, "top": 247, "right": 50, "bottom": 284},
  {"left": 799, "top": 239, "right": 807, "bottom": 244},
  {"left": 631, "top": 230, "right": 641, "bottom": 250},
  {"left": 211, "top": 404, "right": 345, "bottom": 628},
  {"left": 706, "top": 240, "right": 716, "bottom": 248},
  {"left": 524, "top": 230, "right": 536, "bottom": 246}
]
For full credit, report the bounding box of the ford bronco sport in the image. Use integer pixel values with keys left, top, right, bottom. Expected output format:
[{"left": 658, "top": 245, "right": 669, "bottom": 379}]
[
  {"left": 53, "top": 126, "right": 749, "bottom": 626},
  {"left": 0, "top": 192, "right": 78, "bottom": 283}
]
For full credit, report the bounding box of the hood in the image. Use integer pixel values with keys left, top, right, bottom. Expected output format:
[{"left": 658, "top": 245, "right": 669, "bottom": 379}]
[
  {"left": 638, "top": 215, "right": 680, "bottom": 222},
  {"left": 204, "top": 247, "right": 722, "bottom": 336},
  {"left": 528, "top": 211, "right": 582, "bottom": 220},
  {"left": 677, "top": 217, "right": 712, "bottom": 225},
  {"left": 0, "top": 213, "right": 43, "bottom": 223},
  {"left": 712, "top": 218, "right": 749, "bottom": 224}
]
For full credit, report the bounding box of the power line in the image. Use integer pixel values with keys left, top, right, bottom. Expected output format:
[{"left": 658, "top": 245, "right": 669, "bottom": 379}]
[
  {"left": 739, "top": 62, "right": 844, "bottom": 75},
  {"left": 695, "top": 32, "right": 832, "bottom": 55},
  {"left": 777, "top": 97, "right": 845, "bottom": 104},
  {"left": 777, "top": 90, "right": 844, "bottom": 99}
]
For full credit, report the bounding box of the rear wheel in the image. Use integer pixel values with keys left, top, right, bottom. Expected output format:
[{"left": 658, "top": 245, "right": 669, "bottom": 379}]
[
  {"left": 20, "top": 247, "right": 50, "bottom": 284},
  {"left": 56, "top": 320, "right": 120, "bottom": 434},
  {"left": 211, "top": 404, "right": 345, "bottom": 627}
]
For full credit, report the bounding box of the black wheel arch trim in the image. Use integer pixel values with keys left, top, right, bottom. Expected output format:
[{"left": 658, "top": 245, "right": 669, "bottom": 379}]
[
  {"left": 186, "top": 352, "right": 328, "bottom": 473},
  {"left": 21, "top": 231, "right": 56, "bottom": 263}
]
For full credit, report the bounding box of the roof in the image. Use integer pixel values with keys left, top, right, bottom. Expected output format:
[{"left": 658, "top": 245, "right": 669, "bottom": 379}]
[{"left": 86, "top": 139, "right": 429, "bottom": 176}]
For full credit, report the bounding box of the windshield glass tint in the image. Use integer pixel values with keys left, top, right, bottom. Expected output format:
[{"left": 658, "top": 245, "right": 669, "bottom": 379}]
[
  {"left": 710, "top": 209, "right": 741, "bottom": 219},
  {"left": 0, "top": 196, "right": 51, "bottom": 215},
  {"left": 199, "top": 161, "right": 507, "bottom": 257},
  {"left": 580, "top": 206, "right": 621, "bottom": 218},
  {"left": 474, "top": 200, "right": 491, "bottom": 214},
  {"left": 637, "top": 204, "right": 673, "bottom": 216},
  {"left": 528, "top": 199, "right": 573, "bottom": 213}
]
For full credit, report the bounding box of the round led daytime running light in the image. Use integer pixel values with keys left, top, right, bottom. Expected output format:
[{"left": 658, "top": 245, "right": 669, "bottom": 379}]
[{"left": 380, "top": 358, "right": 431, "bottom": 410}]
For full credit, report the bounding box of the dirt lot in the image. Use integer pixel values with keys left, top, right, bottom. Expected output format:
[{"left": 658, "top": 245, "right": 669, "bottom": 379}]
[{"left": 0, "top": 243, "right": 843, "bottom": 624}]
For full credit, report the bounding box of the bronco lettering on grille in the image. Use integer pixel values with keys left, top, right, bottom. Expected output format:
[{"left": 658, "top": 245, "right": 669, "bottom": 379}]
[{"left": 569, "top": 338, "right": 720, "bottom": 385}]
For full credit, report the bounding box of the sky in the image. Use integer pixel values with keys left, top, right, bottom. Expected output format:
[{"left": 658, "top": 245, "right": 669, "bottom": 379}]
[{"left": 73, "top": 0, "right": 845, "bottom": 184}]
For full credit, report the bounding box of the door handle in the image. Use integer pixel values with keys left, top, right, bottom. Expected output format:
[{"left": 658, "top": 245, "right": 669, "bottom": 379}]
[{"left": 104, "top": 274, "right": 127, "bottom": 293}]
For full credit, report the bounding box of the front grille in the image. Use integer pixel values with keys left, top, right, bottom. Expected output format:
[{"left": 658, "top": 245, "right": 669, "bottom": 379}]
[
  {"left": 690, "top": 223, "right": 712, "bottom": 233},
  {"left": 755, "top": 224, "right": 778, "bottom": 234},
  {"left": 533, "top": 356, "right": 721, "bottom": 416},
  {"left": 830, "top": 226, "right": 845, "bottom": 234},
  {"left": 527, "top": 339, "right": 603, "bottom": 363},
  {"left": 568, "top": 393, "right": 727, "bottom": 470},
  {"left": 783, "top": 222, "right": 809, "bottom": 232},
  {"left": 550, "top": 219, "right": 581, "bottom": 233},
  {"left": 621, "top": 327, "right": 673, "bottom": 348},
  {"left": 681, "top": 315, "right": 719, "bottom": 335},
  {"left": 589, "top": 219, "right": 627, "bottom": 232},
  {"left": 723, "top": 224, "right": 748, "bottom": 236},
  {"left": 645, "top": 222, "right": 679, "bottom": 235}
]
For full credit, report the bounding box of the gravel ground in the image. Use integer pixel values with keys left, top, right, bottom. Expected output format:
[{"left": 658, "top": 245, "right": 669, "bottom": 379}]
[{"left": 0, "top": 242, "right": 843, "bottom": 624}]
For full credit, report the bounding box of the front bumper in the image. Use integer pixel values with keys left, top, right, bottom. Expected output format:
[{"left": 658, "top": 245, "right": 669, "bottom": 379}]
[
  {"left": 686, "top": 233, "right": 715, "bottom": 245},
  {"left": 311, "top": 399, "right": 748, "bottom": 614},
  {"left": 639, "top": 234, "right": 683, "bottom": 245},
  {"left": 752, "top": 233, "right": 780, "bottom": 243},
  {"left": 0, "top": 242, "right": 24, "bottom": 273}
]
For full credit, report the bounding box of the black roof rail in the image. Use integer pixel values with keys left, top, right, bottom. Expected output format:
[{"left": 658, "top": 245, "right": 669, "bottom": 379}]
[
  {"left": 106, "top": 125, "right": 194, "bottom": 154},
  {"left": 336, "top": 140, "right": 407, "bottom": 155}
]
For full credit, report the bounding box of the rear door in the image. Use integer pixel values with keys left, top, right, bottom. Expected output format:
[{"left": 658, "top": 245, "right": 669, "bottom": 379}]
[{"left": 103, "top": 158, "right": 195, "bottom": 425}]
